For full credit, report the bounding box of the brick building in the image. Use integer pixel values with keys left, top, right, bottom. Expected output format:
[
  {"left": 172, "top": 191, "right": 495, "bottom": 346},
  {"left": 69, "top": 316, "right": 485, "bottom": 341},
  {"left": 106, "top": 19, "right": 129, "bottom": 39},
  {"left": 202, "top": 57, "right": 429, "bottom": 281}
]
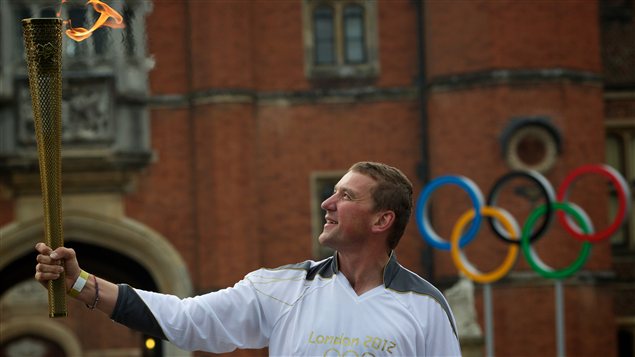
[{"left": 0, "top": 0, "right": 633, "bottom": 356}]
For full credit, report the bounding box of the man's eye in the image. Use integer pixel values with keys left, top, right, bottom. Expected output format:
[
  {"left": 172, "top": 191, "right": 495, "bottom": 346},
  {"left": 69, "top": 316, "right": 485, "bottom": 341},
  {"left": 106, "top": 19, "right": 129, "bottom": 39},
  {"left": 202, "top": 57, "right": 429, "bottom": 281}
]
[{"left": 333, "top": 189, "right": 351, "bottom": 200}]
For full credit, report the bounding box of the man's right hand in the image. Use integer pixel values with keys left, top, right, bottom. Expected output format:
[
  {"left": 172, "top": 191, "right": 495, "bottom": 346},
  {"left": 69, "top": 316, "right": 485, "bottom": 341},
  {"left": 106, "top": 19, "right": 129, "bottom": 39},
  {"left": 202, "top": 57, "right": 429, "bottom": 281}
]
[
  {"left": 34, "top": 242, "right": 119, "bottom": 316},
  {"left": 34, "top": 242, "right": 81, "bottom": 293}
]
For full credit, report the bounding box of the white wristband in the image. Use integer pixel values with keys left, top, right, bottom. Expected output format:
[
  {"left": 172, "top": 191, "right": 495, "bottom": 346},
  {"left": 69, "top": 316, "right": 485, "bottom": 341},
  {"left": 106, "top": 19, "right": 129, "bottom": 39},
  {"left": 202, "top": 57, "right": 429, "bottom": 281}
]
[{"left": 69, "top": 270, "right": 89, "bottom": 297}]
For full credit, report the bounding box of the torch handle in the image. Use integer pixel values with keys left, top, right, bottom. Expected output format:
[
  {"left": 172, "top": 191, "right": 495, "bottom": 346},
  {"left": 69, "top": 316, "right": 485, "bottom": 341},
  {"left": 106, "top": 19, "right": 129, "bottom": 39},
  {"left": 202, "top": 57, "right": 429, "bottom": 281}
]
[
  {"left": 41, "top": 125, "right": 67, "bottom": 317},
  {"left": 23, "top": 18, "right": 67, "bottom": 318},
  {"left": 36, "top": 70, "right": 68, "bottom": 318}
]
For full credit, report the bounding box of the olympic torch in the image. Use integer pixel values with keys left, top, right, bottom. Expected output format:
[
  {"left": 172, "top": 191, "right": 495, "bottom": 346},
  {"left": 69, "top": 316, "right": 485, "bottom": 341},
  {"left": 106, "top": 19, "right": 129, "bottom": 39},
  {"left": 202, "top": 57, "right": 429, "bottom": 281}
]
[{"left": 23, "top": 18, "right": 66, "bottom": 318}]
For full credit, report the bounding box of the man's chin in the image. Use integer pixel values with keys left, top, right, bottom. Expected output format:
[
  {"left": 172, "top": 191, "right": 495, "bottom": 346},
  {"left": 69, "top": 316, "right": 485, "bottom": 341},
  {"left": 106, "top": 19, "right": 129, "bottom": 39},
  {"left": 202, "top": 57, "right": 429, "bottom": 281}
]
[{"left": 317, "top": 234, "right": 334, "bottom": 249}]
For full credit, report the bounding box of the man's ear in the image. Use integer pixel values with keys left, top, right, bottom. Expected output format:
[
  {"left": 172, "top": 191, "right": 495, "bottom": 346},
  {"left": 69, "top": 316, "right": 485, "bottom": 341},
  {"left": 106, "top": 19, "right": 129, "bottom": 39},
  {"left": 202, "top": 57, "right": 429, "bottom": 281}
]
[{"left": 372, "top": 211, "right": 395, "bottom": 234}]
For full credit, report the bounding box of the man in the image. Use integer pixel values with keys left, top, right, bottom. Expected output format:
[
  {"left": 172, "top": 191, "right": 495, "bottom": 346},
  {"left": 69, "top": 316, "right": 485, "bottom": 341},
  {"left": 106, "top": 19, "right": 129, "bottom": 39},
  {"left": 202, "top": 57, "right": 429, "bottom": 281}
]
[{"left": 35, "top": 161, "right": 461, "bottom": 356}]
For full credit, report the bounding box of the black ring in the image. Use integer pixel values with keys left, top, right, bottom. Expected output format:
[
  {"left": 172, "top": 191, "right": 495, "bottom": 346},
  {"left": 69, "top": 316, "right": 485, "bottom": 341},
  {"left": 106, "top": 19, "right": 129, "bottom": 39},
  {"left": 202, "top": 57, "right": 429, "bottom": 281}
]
[{"left": 486, "top": 170, "right": 555, "bottom": 244}]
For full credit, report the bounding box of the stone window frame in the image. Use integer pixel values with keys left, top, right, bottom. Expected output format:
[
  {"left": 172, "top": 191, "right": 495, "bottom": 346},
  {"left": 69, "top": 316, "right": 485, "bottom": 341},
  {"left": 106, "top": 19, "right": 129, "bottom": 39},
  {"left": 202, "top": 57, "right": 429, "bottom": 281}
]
[
  {"left": 500, "top": 117, "right": 562, "bottom": 174},
  {"left": 302, "top": 0, "right": 380, "bottom": 81},
  {"left": 606, "top": 120, "right": 635, "bottom": 251}
]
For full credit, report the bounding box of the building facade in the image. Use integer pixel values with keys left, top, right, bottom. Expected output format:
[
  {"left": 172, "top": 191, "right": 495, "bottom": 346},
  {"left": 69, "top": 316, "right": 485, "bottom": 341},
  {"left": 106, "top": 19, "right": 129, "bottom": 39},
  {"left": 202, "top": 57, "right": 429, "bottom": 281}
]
[{"left": 1, "top": 0, "right": 633, "bottom": 356}]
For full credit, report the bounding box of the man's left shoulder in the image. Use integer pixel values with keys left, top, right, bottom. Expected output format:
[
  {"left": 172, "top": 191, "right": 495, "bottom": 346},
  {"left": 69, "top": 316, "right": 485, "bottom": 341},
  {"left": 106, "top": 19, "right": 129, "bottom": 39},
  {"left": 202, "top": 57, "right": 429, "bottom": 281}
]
[
  {"left": 385, "top": 262, "right": 444, "bottom": 299},
  {"left": 385, "top": 262, "right": 458, "bottom": 337}
]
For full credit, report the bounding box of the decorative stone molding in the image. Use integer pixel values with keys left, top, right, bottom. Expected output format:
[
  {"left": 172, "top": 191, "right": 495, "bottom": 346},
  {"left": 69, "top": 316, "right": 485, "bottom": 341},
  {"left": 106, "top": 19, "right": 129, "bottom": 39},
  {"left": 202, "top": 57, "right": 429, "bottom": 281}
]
[{"left": 0, "top": 0, "right": 154, "bottom": 195}]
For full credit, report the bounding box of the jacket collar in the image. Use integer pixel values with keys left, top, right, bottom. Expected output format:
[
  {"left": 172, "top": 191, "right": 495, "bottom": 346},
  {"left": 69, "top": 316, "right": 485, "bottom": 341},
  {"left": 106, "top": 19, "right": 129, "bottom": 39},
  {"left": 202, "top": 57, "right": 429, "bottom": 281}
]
[{"left": 331, "top": 250, "right": 398, "bottom": 287}]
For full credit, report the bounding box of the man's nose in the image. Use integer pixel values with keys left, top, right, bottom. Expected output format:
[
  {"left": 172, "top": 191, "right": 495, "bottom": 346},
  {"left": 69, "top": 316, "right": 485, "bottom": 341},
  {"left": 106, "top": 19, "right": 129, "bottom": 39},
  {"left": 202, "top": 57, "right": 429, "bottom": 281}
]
[{"left": 321, "top": 194, "right": 336, "bottom": 211}]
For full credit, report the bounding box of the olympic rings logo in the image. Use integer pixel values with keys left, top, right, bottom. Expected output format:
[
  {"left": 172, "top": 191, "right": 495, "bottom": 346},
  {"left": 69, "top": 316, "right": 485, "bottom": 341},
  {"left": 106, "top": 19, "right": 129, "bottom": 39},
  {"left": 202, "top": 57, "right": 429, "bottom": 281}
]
[{"left": 415, "top": 164, "right": 632, "bottom": 283}]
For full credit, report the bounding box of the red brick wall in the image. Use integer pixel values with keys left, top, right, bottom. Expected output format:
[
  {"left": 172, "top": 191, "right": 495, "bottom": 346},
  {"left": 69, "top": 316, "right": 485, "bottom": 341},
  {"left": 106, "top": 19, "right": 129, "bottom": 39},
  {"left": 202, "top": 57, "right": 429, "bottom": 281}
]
[
  {"left": 255, "top": 101, "right": 423, "bottom": 269},
  {"left": 426, "top": 0, "right": 602, "bottom": 75},
  {"left": 146, "top": 1, "right": 189, "bottom": 94},
  {"left": 423, "top": 1, "right": 613, "bottom": 356},
  {"left": 133, "top": 1, "right": 613, "bottom": 356},
  {"left": 475, "top": 284, "right": 616, "bottom": 357},
  {"left": 1, "top": 0, "right": 619, "bottom": 356}
]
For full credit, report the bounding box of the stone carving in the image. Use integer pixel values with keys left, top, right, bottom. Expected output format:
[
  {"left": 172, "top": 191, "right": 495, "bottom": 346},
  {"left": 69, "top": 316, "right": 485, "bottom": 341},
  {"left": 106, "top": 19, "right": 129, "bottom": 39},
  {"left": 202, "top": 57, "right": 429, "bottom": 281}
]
[
  {"left": 65, "top": 82, "right": 113, "bottom": 142},
  {"left": 18, "top": 81, "right": 113, "bottom": 144}
]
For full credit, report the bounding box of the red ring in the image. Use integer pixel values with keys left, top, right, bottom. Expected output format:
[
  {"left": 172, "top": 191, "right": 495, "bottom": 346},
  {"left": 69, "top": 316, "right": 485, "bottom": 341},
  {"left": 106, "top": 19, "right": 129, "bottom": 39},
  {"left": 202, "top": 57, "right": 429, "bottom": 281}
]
[{"left": 556, "top": 164, "right": 630, "bottom": 242}]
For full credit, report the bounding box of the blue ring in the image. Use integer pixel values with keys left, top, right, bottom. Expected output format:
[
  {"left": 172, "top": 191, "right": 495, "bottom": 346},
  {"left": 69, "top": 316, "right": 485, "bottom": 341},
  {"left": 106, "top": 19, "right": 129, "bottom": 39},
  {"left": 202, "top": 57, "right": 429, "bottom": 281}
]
[{"left": 415, "top": 175, "right": 484, "bottom": 250}]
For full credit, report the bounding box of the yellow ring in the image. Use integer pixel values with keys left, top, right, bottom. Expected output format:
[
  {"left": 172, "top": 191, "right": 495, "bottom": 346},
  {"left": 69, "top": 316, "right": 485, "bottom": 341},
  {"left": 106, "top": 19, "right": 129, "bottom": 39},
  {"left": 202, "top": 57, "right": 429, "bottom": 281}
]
[{"left": 450, "top": 206, "right": 520, "bottom": 283}]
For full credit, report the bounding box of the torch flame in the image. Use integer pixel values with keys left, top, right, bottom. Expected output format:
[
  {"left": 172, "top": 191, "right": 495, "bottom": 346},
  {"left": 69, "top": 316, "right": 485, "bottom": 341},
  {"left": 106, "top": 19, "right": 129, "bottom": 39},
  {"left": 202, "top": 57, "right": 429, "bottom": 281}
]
[{"left": 61, "top": 0, "right": 125, "bottom": 42}]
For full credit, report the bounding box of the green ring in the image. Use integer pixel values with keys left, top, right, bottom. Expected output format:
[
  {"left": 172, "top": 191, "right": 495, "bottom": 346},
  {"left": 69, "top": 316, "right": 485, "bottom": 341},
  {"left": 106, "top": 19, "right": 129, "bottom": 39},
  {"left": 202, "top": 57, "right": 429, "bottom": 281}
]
[{"left": 521, "top": 202, "right": 593, "bottom": 279}]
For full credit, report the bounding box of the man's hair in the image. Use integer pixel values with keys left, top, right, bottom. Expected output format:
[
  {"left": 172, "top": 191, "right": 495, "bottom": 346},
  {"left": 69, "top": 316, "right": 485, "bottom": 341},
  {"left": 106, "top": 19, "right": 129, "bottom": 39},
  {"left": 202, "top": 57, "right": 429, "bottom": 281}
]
[{"left": 349, "top": 161, "right": 413, "bottom": 250}]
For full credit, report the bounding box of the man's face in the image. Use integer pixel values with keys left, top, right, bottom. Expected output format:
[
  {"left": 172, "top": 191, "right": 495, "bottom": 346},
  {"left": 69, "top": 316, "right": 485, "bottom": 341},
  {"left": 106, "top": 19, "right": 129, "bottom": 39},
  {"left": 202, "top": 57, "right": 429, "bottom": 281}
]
[{"left": 318, "top": 171, "right": 378, "bottom": 251}]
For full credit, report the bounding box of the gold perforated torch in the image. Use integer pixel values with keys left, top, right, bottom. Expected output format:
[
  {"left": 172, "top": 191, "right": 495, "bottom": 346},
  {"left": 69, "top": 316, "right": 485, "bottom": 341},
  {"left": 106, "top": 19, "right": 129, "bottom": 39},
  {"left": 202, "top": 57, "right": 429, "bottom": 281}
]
[{"left": 23, "top": 18, "right": 66, "bottom": 318}]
